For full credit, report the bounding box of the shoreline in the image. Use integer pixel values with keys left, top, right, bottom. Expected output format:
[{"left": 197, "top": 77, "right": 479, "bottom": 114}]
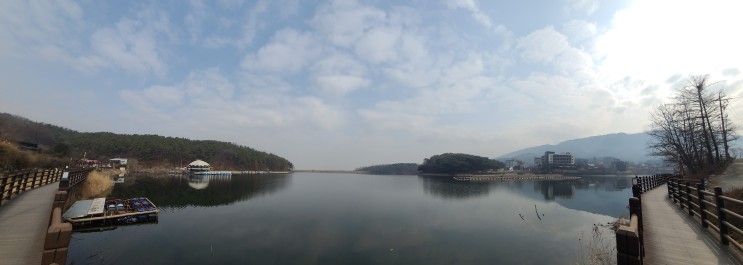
[{"left": 452, "top": 173, "right": 580, "bottom": 182}]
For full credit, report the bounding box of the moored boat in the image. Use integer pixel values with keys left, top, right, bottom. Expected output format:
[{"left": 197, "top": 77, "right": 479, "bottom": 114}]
[{"left": 63, "top": 197, "right": 159, "bottom": 229}]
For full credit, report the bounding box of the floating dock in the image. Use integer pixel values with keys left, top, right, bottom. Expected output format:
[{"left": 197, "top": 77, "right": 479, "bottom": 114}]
[
  {"left": 63, "top": 197, "right": 159, "bottom": 229},
  {"left": 453, "top": 174, "right": 580, "bottom": 182}
]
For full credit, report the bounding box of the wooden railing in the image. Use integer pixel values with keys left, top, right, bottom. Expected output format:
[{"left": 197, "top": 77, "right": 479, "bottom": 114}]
[
  {"left": 616, "top": 174, "right": 672, "bottom": 265},
  {"left": 0, "top": 168, "right": 64, "bottom": 206},
  {"left": 0, "top": 166, "right": 93, "bottom": 265},
  {"left": 668, "top": 178, "right": 743, "bottom": 252},
  {"left": 59, "top": 168, "right": 92, "bottom": 191}
]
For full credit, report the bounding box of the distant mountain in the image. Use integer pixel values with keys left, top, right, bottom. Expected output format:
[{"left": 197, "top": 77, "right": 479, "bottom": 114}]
[
  {"left": 0, "top": 113, "right": 293, "bottom": 171},
  {"left": 498, "top": 133, "right": 653, "bottom": 163}
]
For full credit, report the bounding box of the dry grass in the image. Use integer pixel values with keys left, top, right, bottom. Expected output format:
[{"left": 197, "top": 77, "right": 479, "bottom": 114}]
[
  {"left": 0, "top": 141, "right": 66, "bottom": 170},
  {"left": 576, "top": 223, "right": 617, "bottom": 265},
  {"left": 79, "top": 170, "right": 113, "bottom": 199}
]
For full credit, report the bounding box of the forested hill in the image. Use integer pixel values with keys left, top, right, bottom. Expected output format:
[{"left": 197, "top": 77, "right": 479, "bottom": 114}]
[
  {"left": 356, "top": 163, "right": 419, "bottom": 175},
  {"left": 0, "top": 113, "right": 293, "bottom": 171}
]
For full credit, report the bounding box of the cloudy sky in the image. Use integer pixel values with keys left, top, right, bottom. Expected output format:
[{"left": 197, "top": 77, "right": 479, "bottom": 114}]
[{"left": 1, "top": 0, "right": 742, "bottom": 169}]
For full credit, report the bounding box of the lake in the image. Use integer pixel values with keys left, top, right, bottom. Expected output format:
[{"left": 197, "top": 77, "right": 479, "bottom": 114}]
[{"left": 68, "top": 172, "right": 633, "bottom": 264}]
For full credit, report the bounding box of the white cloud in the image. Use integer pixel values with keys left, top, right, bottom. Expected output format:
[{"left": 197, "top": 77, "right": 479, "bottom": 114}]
[
  {"left": 564, "top": 0, "right": 599, "bottom": 15},
  {"left": 315, "top": 75, "right": 370, "bottom": 96},
  {"left": 595, "top": 0, "right": 743, "bottom": 85},
  {"left": 444, "top": 0, "right": 492, "bottom": 28},
  {"left": 185, "top": 0, "right": 208, "bottom": 42},
  {"left": 311, "top": 53, "right": 370, "bottom": 95},
  {"left": 241, "top": 29, "right": 322, "bottom": 73},
  {"left": 561, "top": 20, "right": 597, "bottom": 44},
  {"left": 120, "top": 68, "right": 344, "bottom": 131},
  {"left": 517, "top": 26, "right": 570, "bottom": 63},
  {"left": 85, "top": 15, "right": 172, "bottom": 76},
  {"left": 1, "top": 3, "right": 174, "bottom": 77},
  {"left": 0, "top": 0, "right": 84, "bottom": 57},
  {"left": 354, "top": 26, "right": 402, "bottom": 64},
  {"left": 311, "top": 0, "right": 386, "bottom": 47}
]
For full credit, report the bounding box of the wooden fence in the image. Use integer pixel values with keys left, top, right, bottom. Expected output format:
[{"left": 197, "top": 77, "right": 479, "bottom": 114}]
[
  {"left": 0, "top": 168, "right": 64, "bottom": 206},
  {"left": 616, "top": 174, "right": 672, "bottom": 265},
  {"left": 58, "top": 168, "right": 92, "bottom": 191},
  {"left": 668, "top": 178, "right": 743, "bottom": 252}
]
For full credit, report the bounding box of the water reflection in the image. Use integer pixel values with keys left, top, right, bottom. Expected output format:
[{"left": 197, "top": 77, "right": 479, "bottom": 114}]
[
  {"left": 535, "top": 180, "right": 575, "bottom": 200},
  {"left": 418, "top": 175, "right": 491, "bottom": 199},
  {"left": 69, "top": 173, "right": 623, "bottom": 265},
  {"left": 186, "top": 174, "right": 231, "bottom": 190},
  {"left": 419, "top": 175, "right": 633, "bottom": 217},
  {"left": 111, "top": 173, "right": 291, "bottom": 208}
]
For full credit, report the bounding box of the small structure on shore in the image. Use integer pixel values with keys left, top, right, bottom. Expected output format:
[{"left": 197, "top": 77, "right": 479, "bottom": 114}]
[
  {"left": 109, "top": 158, "right": 128, "bottom": 168},
  {"left": 187, "top": 160, "right": 211, "bottom": 173}
]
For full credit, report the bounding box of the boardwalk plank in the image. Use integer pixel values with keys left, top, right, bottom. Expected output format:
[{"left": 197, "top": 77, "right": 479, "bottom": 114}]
[
  {"left": 643, "top": 186, "right": 741, "bottom": 265},
  {"left": 0, "top": 183, "right": 58, "bottom": 265}
]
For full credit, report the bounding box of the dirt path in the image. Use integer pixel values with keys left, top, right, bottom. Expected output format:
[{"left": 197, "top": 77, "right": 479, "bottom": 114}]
[{"left": 714, "top": 159, "right": 743, "bottom": 190}]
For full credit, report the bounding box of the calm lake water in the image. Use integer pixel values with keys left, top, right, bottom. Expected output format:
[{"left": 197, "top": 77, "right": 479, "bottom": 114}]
[{"left": 68, "top": 173, "right": 633, "bottom": 265}]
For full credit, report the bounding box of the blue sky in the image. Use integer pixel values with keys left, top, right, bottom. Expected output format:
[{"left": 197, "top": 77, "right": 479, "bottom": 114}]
[{"left": 1, "top": 0, "right": 742, "bottom": 169}]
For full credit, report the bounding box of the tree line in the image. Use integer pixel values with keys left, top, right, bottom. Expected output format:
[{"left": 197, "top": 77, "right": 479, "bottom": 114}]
[
  {"left": 418, "top": 153, "right": 504, "bottom": 174},
  {"left": 356, "top": 163, "right": 419, "bottom": 175},
  {"left": 648, "top": 75, "right": 738, "bottom": 176},
  {"left": 0, "top": 113, "right": 293, "bottom": 171}
]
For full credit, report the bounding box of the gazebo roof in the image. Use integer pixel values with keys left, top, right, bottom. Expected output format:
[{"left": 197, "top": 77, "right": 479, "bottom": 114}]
[{"left": 188, "top": 160, "right": 210, "bottom": 167}]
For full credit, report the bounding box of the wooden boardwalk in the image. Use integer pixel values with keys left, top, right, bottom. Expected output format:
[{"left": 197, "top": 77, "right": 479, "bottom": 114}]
[
  {"left": 643, "top": 186, "right": 741, "bottom": 265},
  {"left": 0, "top": 183, "right": 58, "bottom": 265}
]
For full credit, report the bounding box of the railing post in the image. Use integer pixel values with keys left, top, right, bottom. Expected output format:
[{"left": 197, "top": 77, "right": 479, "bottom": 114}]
[
  {"left": 0, "top": 175, "right": 6, "bottom": 205},
  {"left": 32, "top": 170, "right": 39, "bottom": 189},
  {"left": 10, "top": 173, "right": 18, "bottom": 198},
  {"left": 630, "top": 197, "right": 644, "bottom": 258},
  {"left": 698, "top": 182, "right": 708, "bottom": 228},
  {"left": 632, "top": 184, "right": 641, "bottom": 199},
  {"left": 20, "top": 170, "right": 28, "bottom": 192},
  {"left": 686, "top": 182, "right": 693, "bottom": 216},
  {"left": 715, "top": 187, "right": 729, "bottom": 245},
  {"left": 667, "top": 177, "right": 673, "bottom": 199}
]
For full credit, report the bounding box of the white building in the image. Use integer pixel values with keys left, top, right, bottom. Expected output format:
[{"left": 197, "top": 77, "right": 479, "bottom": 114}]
[{"left": 187, "top": 160, "right": 211, "bottom": 173}]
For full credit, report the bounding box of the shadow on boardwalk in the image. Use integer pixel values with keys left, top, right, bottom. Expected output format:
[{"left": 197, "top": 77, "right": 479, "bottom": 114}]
[
  {"left": 643, "top": 187, "right": 741, "bottom": 265},
  {"left": 0, "top": 183, "right": 58, "bottom": 265}
]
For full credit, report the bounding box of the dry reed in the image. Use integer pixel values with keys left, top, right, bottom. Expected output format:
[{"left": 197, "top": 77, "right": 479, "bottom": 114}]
[{"left": 79, "top": 170, "right": 114, "bottom": 199}]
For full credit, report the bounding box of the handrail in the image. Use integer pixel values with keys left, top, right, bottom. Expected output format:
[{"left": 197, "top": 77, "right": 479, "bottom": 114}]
[
  {"left": 1, "top": 167, "right": 93, "bottom": 206},
  {"left": 720, "top": 195, "right": 743, "bottom": 206},
  {"left": 0, "top": 168, "right": 64, "bottom": 206},
  {"left": 667, "top": 178, "right": 743, "bottom": 253}
]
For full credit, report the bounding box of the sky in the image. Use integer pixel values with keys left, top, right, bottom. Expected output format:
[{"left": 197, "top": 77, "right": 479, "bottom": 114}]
[{"left": 1, "top": 0, "right": 743, "bottom": 170}]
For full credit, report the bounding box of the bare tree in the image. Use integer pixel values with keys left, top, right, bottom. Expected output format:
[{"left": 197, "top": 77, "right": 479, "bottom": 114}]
[{"left": 648, "top": 75, "right": 737, "bottom": 176}]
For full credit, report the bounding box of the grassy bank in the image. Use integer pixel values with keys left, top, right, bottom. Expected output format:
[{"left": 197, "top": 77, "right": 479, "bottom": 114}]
[{"left": 0, "top": 141, "right": 66, "bottom": 170}]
